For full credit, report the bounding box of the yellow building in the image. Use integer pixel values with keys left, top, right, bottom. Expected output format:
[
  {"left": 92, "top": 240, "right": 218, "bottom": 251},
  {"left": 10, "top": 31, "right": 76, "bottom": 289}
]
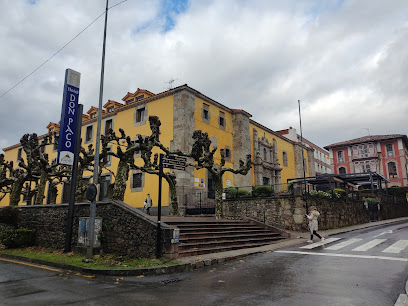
[{"left": 2, "top": 85, "right": 314, "bottom": 209}]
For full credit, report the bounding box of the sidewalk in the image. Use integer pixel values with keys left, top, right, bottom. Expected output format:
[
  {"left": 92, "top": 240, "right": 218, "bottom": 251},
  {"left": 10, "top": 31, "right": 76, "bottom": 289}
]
[{"left": 1, "top": 217, "right": 408, "bottom": 277}]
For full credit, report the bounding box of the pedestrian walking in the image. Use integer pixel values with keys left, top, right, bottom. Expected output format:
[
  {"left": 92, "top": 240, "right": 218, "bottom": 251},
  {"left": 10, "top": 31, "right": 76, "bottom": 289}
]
[
  {"left": 144, "top": 194, "right": 153, "bottom": 215},
  {"left": 305, "top": 205, "right": 324, "bottom": 243}
]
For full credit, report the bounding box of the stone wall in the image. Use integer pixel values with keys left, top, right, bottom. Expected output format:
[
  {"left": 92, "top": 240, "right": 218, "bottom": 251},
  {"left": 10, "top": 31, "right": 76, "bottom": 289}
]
[
  {"left": 232, "top": 111, "right": 252, "bottom": 187},
  {"left": 172, "top": 90, "right": 196, "bottom": 214},
  {"left": 17, "top": 201, "right": 178, "bottom": 258},
  {"left": 223, "top": 196, "right": 408, "bottom": 231}
]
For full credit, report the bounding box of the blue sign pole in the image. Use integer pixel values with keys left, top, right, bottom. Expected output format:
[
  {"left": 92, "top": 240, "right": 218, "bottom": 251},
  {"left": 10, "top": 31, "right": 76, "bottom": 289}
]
[{"left": 57, "top": 69, "right": 81, "bottom": 165}]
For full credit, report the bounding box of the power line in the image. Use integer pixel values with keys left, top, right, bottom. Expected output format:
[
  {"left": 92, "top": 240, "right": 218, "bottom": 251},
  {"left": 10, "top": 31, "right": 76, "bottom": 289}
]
[{"left": 0, "top": 0, "right": 127, "bottom": 100}]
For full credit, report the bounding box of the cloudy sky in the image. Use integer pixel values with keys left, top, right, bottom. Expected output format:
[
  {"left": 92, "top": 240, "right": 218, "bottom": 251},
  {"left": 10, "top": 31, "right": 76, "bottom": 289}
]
[{"left": 1, "top": 0, "right": 408, "bottom": 153}]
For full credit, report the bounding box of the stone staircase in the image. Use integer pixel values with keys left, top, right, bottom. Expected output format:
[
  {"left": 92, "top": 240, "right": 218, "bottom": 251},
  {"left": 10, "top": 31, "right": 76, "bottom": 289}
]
[{"left": 163, "top": 218, "right": 287, "bottom": 257}]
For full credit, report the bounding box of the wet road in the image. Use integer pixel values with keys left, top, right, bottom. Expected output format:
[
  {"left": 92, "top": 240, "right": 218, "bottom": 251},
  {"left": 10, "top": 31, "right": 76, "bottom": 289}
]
[{"left": 1, "top": 221, "right": 408, "bottom": 305}]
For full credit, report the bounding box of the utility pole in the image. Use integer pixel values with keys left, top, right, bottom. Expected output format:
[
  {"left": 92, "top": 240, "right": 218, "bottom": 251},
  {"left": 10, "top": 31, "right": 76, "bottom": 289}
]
[
  {"left": 86, "top": 0, "right": 109, "bottom": 261},
  {"left": 298, "top": 100, "right": 308, "bottom": 212}
]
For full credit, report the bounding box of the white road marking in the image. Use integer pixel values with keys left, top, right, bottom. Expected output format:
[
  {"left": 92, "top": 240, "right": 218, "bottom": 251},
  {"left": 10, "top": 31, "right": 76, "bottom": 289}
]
[
  {"left": 352, "top": 239, "right": 386, "bottom": 251},
  {"left": 299, "top": 238, "right": 341, "bottom": 249},
  {"left": 275, "top": 250, "right": 408, "bottom": 262},
  {"left": 394, "top": 294, "right": 408, "bottom": 306},
  {"left": 373, "top": 230, "right": 393, "bottom": 238},
  {"left": 325, "top": 238, "right": 362, "bottom": 250},
  {"left": 382, "top": 240, "right": 408, "bottom": 254}
]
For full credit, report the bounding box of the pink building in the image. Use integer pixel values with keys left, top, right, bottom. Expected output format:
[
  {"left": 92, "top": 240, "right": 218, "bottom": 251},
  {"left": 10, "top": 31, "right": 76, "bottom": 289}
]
[{"left": 324, "top": 134, "right": 408, "bottom": 187}]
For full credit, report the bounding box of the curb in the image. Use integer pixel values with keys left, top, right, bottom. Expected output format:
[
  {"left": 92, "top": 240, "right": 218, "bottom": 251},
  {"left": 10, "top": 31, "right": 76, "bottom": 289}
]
[{"left": 0, "top": 253, "right": 194, "bottom": 276}]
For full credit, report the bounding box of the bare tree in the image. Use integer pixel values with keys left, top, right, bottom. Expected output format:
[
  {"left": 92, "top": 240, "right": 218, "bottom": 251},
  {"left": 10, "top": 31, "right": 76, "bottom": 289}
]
[{"left": 189, "top": 130, "right": 252, "bottom": 219}]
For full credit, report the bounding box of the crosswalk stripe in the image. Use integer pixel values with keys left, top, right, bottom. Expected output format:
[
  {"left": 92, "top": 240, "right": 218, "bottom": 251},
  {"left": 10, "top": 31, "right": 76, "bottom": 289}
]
[
  {"left": 275, "top": 250, "right": 408, "bottom": 262},
  {"left": 325, "top": 238, "right": 362, "bottom": 250},
  {"left": 382, "top": 240, "right": 408, "bottom": 254},
  {"left": 299, "top": 238, "right": 341, "bottom": 249},
  {"left": 352, "top": 239, "right": 386, "bottom": 251}
]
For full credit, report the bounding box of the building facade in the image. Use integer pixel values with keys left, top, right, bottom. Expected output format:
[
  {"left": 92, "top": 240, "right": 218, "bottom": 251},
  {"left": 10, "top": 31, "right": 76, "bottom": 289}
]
[
  {"left": 324, "top": 135, "right": 408, "bottom": 187},
  {"left": 2, "top": 85, "right": 314, "bottom": 208},
  {"left": 276, "top": 127, "right": 331, "bottom": 176}
]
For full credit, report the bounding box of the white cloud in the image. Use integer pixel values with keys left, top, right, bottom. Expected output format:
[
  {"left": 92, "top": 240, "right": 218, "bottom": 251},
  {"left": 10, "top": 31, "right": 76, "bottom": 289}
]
[{"left": 1, "top": 0, "right": 408, "bottom": 153}]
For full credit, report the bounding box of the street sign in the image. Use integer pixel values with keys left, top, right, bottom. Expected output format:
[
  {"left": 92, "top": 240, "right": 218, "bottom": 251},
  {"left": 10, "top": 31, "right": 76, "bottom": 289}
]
[
  {"left": 162, "top": 154, "right": 187, "bottom": 170},
  {"left": 57, "top": 69, "right": 81, "bottom": 165}
]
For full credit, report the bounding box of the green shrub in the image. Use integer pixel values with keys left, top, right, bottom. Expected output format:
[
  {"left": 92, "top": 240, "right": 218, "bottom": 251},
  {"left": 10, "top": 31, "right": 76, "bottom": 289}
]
[
  {"left": 237, "top": 189, "right": 250, "bottom": 198},
  {"left": 0, "top": 229, "right": 35, "bottom": 248},
  {"left": 363, "top": 197, "right": 380, "bottom": 204},
  {"left": 253, "top": 185, "right": 274, "bottom": 197},
  {"left": 224, "top": 187, "right": 238, "bottom": 199},
  {"left": 333, "top": 188, "right": 346, "bottom": 199},
  {"left": 0, "top": 206, "right": 20, "bottom": 227}
]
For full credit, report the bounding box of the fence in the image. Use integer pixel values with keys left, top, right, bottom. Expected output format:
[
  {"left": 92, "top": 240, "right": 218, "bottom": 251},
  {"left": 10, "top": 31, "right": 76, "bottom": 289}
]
[{"left": 183, "top": 191, "right": 216, "bottom": 215}]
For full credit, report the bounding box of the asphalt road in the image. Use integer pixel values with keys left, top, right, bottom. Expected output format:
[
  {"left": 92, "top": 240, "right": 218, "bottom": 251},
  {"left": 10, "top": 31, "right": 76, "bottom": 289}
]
[{"left": 1, "top": 221, "right": 408, "bottom": 305}]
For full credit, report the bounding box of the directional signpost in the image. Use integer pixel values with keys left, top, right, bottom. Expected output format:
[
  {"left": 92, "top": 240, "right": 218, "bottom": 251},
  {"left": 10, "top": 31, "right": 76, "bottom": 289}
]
[
  {"left": 156, "top": 154, "right": 187, "bottom": 258},
  {"left": 162, "top": 155, "right": 187, "bottom": 170}
]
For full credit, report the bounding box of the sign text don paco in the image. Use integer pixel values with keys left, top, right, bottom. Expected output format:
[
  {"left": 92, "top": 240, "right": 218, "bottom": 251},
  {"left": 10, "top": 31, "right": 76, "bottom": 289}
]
[{"left": 57, "top": 69, "right": 81, "bottom": 166}]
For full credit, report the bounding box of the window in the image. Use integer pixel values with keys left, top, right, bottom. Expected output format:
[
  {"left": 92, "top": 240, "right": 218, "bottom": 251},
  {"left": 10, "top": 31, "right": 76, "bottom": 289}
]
[
  {"left": 90, "top": 112, "right": 97, "bottom": 119},
  {"left": 386, "top": 143, "right": 394, "bottom": 157},
  {"left": 338, "top": 167, "right": 346, "bottom": 174},
  {"left": 53, "top": 134, "right": 59, "bottom": 151},
  {"left": 224, "top": 147, "right": 231, "bottom": 161},
  {"left": 85, "top": 125, "right": 93, "bottom": 143},
  {"left": 362, "top": 161, "right": 371, "bottom": 173},
  {"left": 99, "top": 175, "right": 111, "bottom": 201},
  {"left": 130, "top": 171, "right": 144, "bottom": 192},
  {"left": 107, "top": 106, "right": 114, "bottom": 113},
  {"left": 263, "top": 177, "right": 270, "bottom": 185},
  {"left": 203, "top": 109, "right": 209, "bottom": 120},
  {"left": 388, "top": 162, "right": 397, "bottom": 178},
  {"left": 201, "top": 104, "right": 210, "bottom": 123},
  {"left": 218, "top": 112, "right": 225, "bottom": 129},
  {"left": 136, "top": 107, "right": 145, "bottom": 123},
  {"left": 132, "top": 173, "right": 142, "bottom": 188},
  {"left": 136, "top": 95, "right": 144, "bottom": 101},
  {"left": 40, "top": 146, "right": 45, "bottom": 154},
  {"left": 282, "top": 151, "right": 288, "bottom": 167},
  {"left": 105, "top": 119, "right": 113, "bottom": 135},
  {"left": 337, "top": 150, "right": 344, "bottom": 163},
  {"left": 219, "top": 116, "right": 225, "bottom": 127},
  {"left": 17, "top": 148, "right": 22, "bottom": 161},
  {"left": 126, "top": 99, "right": 134, "bottom": 105},
  {"left": 103, "top": 146, "right": 112, "bottom": 166}
]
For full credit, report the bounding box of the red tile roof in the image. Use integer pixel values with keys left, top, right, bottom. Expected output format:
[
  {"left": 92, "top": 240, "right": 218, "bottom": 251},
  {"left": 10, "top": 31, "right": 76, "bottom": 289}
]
[{"left": 325, "top": 134, "right": 408, "bottom": 149}]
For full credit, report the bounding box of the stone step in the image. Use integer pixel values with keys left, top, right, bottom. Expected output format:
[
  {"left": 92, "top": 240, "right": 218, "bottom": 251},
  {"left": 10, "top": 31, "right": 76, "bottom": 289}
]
[
  {"left": 173, "top": 225, "right": 264, "bottom": 232},
  {"left": 180, "top": 232, "right": 281, "bottom": 243},
  {"left": 178, "top": 236, "right": 284, "bottom": 250},
  {"left": 180, "top": 229, "right": 276, "bottom": 238},
  {"left": 178, "top": 240, "right": 283, "bottom": 257}
]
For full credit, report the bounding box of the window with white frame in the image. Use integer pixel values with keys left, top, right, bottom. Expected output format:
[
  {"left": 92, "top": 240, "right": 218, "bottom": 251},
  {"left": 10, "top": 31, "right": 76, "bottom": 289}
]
[
  {"left": 134, "top": 105, "right": 147, "bottom": 126},
  {"left": 218, "top": 112, "right": 225, "bottom": 130},
  {"left": 104, "top": 118, "right": 113, "bottom": 135},
  {"left": 130, "top": 170, "right": 144, "bottom": 192},
  {"left": 85, "top": 125, "right": 93, "bottom": 143},
  {"left": 386, "top": 143, "right": 394, "bottom": 157},
  {"left": 337, "top": 150, "right": 344, "bottom": 163},
  {"left": 388, "top": 162, "right": 397, "bottom": 178},
  {"left": 202, "top": 104, "right": 210, "bottom": 123}
]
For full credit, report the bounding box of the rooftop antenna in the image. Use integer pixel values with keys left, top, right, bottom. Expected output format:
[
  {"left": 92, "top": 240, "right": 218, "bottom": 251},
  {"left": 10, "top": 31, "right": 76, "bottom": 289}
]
[
  {"left": 362, "top": 128, "right": 370, "bottom": 136},
  {"left": 165, "top": 78, "right": 177, "bottom": 90}
]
